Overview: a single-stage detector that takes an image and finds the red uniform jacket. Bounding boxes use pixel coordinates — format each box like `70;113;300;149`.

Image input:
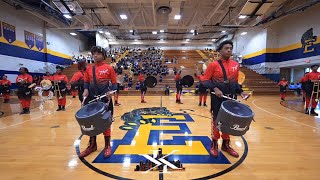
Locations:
138;74;145;82
202;58;242;94
70;71;84;83
84;62;117;95
0;79;12;86
16;74;33;84
52;74;68;83
302;71;320;82
278;80;289;86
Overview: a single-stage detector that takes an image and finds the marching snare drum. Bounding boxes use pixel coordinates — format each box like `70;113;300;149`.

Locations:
216;100;254;136
75;101;112;136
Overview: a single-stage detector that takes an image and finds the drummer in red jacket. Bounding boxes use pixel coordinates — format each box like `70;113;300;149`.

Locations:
302;64;320;116
139;73;147;103
201;40;248;158
278;78;289;101
0;75;12;103
175;71;183;104
80;46;117;158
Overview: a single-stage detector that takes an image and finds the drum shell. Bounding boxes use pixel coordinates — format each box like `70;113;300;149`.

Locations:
216;100;254;136
75;101;112;136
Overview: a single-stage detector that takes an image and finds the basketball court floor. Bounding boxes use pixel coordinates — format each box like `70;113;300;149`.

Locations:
0;95;319;180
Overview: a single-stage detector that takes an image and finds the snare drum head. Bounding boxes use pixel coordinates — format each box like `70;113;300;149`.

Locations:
76;102;106;119
222;101;253;117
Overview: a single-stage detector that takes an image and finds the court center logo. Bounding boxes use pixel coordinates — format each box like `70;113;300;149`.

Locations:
76;107;248;179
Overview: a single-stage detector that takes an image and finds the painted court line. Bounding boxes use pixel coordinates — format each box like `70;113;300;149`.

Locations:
0;99;73;130
251;98;319;130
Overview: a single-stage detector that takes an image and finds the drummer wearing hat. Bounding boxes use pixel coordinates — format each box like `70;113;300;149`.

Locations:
201;40;248;158
301;64;320;116
80;46;117;158
175;70;183;104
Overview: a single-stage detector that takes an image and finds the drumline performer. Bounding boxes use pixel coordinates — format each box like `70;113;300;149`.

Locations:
53;66;68;111
278;78;289;101
0;75;12;103
70;61;87;103
16;67;33;115
80;46;117;158
139;73;147;103
201;40;248;158
301;64;320;116
299;72;309;102
195;72;207;106
175;71;183;104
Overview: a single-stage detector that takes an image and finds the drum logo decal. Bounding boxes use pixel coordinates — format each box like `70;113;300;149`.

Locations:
81;125;95;131
230;124;247;131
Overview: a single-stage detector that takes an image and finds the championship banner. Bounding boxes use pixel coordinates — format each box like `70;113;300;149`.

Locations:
35;34;44;51
24;31;35;49
2;22;16;44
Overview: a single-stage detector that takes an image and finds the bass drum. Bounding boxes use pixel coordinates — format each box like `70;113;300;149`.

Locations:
216;100;254;136
75;101;112;136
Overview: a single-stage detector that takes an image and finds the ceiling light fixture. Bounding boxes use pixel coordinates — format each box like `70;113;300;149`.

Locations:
70;32;77;36
190;29;194;33
105;32;111;35
63;14;72;19
120;14;127;19
152;31;157;34
174;15;181;20
241;32;247;35
239;15;247;19
160;30;165;33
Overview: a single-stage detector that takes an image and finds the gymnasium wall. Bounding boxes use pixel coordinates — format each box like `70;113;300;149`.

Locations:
237;3;320;82
0;1;87;86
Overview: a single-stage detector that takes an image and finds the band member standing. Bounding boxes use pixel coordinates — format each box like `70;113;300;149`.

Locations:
0;75;12;103
43;72;52;81
300;72;309;102
70;61;87;103
195;72;208;106
202;40;248;158
175;71;183;104
80;46;117;158
278;78;289;101
16;67;33;114
53;66;68;111
302;64;320;116
139;73;147;103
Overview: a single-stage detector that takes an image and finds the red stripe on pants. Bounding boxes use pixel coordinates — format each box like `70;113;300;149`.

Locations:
199;95;203;103
103;127;111;136
19;98;31;108
306;96;318;108
4;93;10;100
211;117;230;140
57;97;67;106
203;94;207;102
280;93;286;99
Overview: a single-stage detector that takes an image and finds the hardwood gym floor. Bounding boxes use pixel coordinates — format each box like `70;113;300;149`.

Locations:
0;95;319;180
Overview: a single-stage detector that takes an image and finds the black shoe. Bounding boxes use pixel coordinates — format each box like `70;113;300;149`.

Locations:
25;108;30;114
176;99;179;103
199;102;202;106
311;108;318;116
61;106;66;111
56;105;62;111
281;98;285;101
19;108;26;115
305;108;309;114
204;103;207;107
72;96;76;98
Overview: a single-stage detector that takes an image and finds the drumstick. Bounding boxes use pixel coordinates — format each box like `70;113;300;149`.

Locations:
88;90;117;103
211;92;251;102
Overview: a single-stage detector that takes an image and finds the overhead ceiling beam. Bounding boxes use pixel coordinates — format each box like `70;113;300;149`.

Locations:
152;0;157;26
141;6;153;27
215;0;241;25
97;0;122;25
201;0;226;25
128;7;141;26
187;2;201;26
26;10;61;28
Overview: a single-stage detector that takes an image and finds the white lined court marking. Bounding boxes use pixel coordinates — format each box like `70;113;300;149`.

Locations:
0;99;73;130
251;98;319;130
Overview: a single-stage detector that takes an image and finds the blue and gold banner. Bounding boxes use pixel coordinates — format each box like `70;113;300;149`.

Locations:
35;34;44;51
2;22;16;44
24;31;35;49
